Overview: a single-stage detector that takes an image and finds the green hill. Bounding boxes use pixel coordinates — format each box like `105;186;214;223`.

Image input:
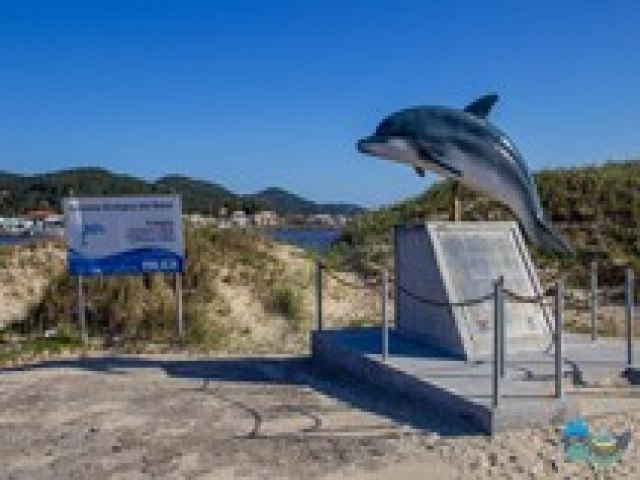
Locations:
0;168;362;216
330;160;639;287
155;175;250;213
249;187;363;215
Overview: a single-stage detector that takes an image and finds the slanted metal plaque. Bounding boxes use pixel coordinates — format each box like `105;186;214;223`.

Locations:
395;222;550;359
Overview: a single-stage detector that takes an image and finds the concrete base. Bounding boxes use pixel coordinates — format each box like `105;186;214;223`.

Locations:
395;222;550;360
312;328;640;434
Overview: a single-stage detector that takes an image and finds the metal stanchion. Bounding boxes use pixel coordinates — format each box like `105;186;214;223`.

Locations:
315;261;323;331
492;276;503;408
381;270;389;361
626;268;635;367
499;278;506;379
78;274;88;346
590;261;598;341
176;272;184;340
554;279;564;399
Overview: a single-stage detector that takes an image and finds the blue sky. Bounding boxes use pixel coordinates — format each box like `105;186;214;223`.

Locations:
1;1;639;207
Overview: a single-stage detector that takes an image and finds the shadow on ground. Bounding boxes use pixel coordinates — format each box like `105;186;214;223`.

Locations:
1;354;481;437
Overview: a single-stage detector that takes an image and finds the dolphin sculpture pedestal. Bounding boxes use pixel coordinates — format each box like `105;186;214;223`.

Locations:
394;221;551;360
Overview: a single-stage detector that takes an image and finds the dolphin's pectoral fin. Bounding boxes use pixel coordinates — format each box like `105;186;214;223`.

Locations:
415;141;462;178
464;94;499;119
413;166;425;177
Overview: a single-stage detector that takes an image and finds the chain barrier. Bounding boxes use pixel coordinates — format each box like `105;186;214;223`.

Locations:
320;262;494;306
318;260;633;309
565;300;590;311
396;283;495;307
503;286;556;306
598;286;626;294
321;266;381;290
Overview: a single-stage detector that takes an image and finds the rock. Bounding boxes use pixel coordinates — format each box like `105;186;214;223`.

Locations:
422;433;440;450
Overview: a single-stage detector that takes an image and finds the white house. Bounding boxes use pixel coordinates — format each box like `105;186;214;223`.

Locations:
230;210;251;228
43;214;65;237
253;210;279;227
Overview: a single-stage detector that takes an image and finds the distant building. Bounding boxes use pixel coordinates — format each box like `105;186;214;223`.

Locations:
253;210;279;227
42;214;64;237
0;216;34;236
216;219;233;229
307;214;335;227
184;214;223;228
230;210;251;228
184;213;204;225
334;215;349;227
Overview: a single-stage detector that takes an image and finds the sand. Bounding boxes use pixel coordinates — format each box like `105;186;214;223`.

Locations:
2;353;640;479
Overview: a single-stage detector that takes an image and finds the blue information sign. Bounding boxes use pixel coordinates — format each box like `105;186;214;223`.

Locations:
63;195;184;276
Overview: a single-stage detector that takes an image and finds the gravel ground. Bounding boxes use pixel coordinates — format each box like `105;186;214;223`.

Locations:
0;354;638;479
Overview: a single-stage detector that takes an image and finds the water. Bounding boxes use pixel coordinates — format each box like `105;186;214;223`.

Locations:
0;235;33;246
266;228;342;253
0;234;54;246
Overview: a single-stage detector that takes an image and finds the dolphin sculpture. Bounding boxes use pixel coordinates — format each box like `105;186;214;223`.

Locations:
357;94;573;255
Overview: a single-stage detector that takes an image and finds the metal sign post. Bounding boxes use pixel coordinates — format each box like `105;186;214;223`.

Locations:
176;272;184;340
315;261;323;331
499;279;506;379
626;268;635;367
78;274;87;345
554;279;564;399
492;276;504;408
590;261;598;341
381;270;389;361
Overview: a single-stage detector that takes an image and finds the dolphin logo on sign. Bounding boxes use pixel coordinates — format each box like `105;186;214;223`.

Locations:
81;223;106;246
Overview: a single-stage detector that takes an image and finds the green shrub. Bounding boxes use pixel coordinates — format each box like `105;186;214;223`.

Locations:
25;335;83;355
266;285;304;333
184;302;231;348
0;335;83;363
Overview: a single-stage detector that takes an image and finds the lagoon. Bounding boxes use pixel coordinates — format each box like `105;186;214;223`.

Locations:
265;228;341;253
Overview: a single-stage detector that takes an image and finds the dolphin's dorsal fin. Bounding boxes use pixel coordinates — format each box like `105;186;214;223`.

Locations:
464;94;499;119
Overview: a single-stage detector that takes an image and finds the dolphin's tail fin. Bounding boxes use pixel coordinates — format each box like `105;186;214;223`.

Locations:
532;218;574;256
